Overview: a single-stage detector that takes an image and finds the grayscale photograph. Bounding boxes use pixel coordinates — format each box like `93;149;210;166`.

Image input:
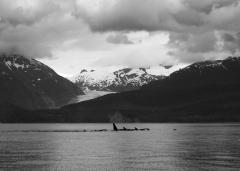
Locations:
0;0;240;170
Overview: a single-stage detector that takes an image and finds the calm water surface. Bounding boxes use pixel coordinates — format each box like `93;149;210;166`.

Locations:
0;124;240;171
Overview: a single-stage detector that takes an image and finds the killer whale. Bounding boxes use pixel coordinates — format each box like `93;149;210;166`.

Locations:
113;123;150;131
113;123;118;132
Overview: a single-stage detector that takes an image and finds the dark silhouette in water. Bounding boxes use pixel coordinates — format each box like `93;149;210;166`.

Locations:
112;123;150;131
10;124;150;133
95;129;107;132
140;128;150;131
113;123;118;132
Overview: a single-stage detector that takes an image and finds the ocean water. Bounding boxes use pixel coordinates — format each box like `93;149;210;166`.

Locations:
0;124;239;171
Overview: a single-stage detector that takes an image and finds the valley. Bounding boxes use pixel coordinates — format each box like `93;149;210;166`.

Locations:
68;91;116;103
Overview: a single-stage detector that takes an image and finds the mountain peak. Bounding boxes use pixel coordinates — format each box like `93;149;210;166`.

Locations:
0;54;84;109
142;56;240;91
159;64;173;69
0;54;47;72
170;56;240;78
139;68;147;72
80;69;88;73
69;67;166;92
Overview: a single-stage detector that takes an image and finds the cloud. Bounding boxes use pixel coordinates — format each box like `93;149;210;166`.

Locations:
91;45;169;68
1;0;240;68
168;50;206;63
0;0;88;58
146;64;188;76
223;33;236;42
106;33;134;44
0;41;53;58
183;0;240;14
74;0;240;33
0;0;61;26
73;0;183;32
74;0;240;63
168;32;217;53
221;32;240;54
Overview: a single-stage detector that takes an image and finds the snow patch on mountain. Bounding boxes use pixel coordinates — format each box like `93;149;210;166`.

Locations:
69;68;166;92
171;56;240;77
146;64;188;76
0;54;84;109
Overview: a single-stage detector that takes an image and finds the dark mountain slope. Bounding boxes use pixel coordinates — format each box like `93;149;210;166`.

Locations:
0;102;30;122
0;54;84;109
1;82;240;123
142;57;240;91
0;102;64;123
53;57;240;122
1;56;240;123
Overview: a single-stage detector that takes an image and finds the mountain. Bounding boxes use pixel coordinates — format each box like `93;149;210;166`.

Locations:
56;56;240;122
69;68;166;92
0;54;84;110
0;102;28;122
1;56;240;123
141;56;240;91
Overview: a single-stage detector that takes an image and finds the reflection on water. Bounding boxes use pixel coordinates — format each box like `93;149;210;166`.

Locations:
0;124;240;171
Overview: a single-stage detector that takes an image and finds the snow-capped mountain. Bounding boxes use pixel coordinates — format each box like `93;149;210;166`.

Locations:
69;68;166;92
0;54;84;109
142;56;240;91
171;57;240;76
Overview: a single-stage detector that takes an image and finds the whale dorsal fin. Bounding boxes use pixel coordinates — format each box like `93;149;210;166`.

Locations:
113;123;118;132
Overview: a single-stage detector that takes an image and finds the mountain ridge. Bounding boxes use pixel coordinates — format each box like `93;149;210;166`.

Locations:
0;54;84;110
69;67;166;92
141;56;240;91
1;56;240;123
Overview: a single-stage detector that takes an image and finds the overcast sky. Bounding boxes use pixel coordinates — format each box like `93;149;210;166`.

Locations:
1;0;240;76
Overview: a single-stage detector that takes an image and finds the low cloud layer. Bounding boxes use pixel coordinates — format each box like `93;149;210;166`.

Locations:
1;0;240;72
0;0;87;58
106;33;133;44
